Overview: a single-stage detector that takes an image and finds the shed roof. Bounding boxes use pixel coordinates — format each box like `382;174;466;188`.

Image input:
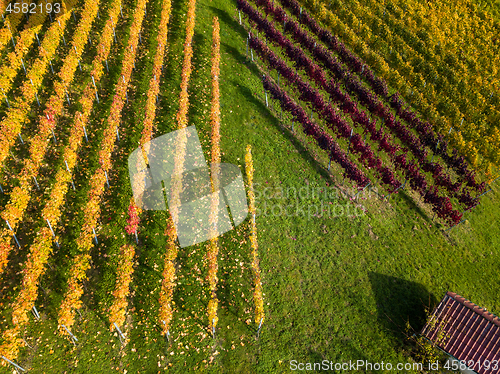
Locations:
421;292;500;374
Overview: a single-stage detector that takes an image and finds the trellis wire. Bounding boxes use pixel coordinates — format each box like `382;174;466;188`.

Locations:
444;219;466;232
1;356;25;373
61;325;78;345
113;322;126;344
383;182;404;200
354;182;371;199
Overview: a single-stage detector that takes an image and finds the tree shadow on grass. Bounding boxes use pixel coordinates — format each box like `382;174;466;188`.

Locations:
208;5;248;42
231;80;340;186
223;41;262;77
368;272;438;346
397;189;429;223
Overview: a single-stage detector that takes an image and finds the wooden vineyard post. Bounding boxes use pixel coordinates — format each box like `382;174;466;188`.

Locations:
20;58;27;75
92;227;98;245
161;321;171;343
431;139;440;163
5;220;21;248
31;306;41;320
1;88;9;107
104;170;110;188
346;129;354;158
82;124;89;143
51;129;57;144
46;219;60;248
342;129;354;182
257;316;264;339
64;160;76;190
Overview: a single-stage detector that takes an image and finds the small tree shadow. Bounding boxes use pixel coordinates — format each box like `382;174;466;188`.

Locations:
368;272;438;345
231;81;338;185
208;5;248;41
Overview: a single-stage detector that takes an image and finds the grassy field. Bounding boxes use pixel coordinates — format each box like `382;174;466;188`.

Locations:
0;0;499;372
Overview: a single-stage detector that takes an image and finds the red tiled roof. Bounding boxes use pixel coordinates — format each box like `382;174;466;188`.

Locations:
421;292;500;374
